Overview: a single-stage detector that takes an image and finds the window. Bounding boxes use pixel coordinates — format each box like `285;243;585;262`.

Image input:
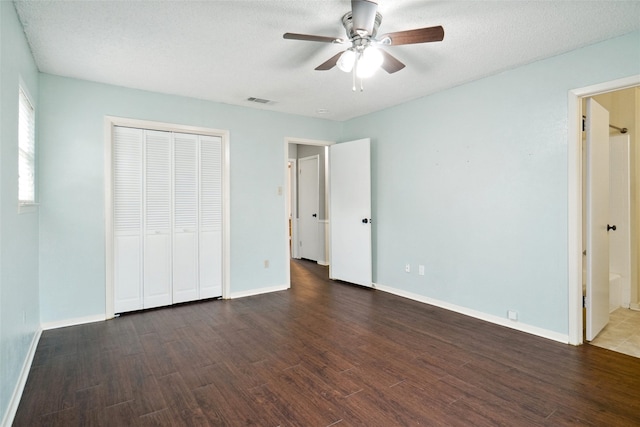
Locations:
18;86;35;205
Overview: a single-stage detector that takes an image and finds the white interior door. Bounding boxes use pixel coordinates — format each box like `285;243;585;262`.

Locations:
113;127;144;313
143;130;173;309
199;135;223;298
329;138;372;287
112;126;224;313
173;133;199;303
585;98;610;341
298;155;319;261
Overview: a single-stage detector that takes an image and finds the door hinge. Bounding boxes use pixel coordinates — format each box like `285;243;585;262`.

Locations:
583;295;586;308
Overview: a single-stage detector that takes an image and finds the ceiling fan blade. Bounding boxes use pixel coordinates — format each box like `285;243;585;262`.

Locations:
351;0;378;35
381;26;445;46
379;50;405;74
283;33;343;43
315;51;346;71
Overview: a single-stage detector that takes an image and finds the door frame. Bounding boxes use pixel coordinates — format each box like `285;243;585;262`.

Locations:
283;137;334;288
104;116;231;319
567;75;640;345
288;158;298;259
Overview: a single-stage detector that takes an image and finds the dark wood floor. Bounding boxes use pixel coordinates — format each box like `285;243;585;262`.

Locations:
14;260;640;426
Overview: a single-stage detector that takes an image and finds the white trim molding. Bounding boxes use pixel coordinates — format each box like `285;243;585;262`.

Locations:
373;282;569;344
567;75;640;345
41;314;106;331
1;328;42;427
229;284;289;299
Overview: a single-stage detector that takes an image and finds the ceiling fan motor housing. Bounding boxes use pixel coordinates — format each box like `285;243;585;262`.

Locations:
342;11;383;39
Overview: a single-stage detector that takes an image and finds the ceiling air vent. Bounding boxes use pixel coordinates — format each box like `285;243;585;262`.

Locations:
246;97;273;104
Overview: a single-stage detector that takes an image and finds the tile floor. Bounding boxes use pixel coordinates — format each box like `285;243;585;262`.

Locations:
589;307;640;358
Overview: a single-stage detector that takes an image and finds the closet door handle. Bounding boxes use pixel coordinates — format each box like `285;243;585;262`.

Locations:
607;224;617;231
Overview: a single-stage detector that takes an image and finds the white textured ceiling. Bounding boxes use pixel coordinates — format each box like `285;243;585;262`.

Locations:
13;0;640;121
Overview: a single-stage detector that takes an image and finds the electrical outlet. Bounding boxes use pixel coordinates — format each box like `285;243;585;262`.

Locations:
264;259;270;268
507;310;518;321
418;265;425;276
405;264;411;273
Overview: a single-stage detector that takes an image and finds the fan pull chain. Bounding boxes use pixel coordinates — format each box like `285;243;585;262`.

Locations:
351;61;364;92
352;67;356;92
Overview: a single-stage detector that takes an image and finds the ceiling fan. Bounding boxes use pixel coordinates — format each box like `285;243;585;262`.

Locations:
283;0;444;90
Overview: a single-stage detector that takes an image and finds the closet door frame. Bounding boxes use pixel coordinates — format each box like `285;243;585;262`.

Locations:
104;116;230;319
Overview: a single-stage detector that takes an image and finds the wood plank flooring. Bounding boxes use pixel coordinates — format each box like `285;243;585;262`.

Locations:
14;259;640;426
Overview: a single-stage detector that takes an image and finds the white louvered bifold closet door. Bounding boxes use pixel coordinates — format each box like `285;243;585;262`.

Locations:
143;130;173;309
113;126;223;313
113;127;144;313
173;133;199;303
199;135;223;298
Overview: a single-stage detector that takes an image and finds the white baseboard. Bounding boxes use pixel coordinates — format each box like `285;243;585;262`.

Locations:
229;284;289;299
630;302;640;311
317;261;329;266
41;314;106;331
1;328;42;427
372;282;569;344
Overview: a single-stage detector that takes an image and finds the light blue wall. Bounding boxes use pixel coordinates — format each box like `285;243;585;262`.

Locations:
0;1;40;422
37;74;341;323
342;31;640;335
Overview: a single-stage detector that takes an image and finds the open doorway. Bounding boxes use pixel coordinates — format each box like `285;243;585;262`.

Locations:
583;88;640;357
568;76;640;355
283;138;334;288
285;137;374;291
288;143;330;265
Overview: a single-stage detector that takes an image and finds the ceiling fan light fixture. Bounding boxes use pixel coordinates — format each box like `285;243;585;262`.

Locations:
356;46;383;78
337;49;356;72
283;1;445;89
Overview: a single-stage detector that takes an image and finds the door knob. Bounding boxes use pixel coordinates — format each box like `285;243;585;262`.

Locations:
607;224;617;231
312;213;317;217
362;218;372;224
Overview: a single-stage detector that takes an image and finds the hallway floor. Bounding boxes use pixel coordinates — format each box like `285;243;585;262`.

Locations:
590;307;640;358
